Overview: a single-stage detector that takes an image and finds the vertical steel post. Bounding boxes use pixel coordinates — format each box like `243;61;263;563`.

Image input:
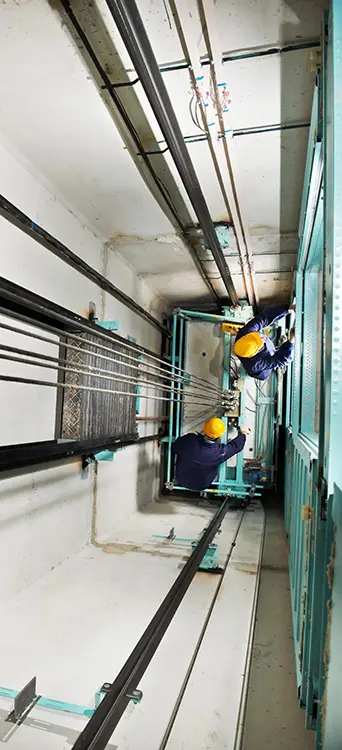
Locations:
166;313;177;483
175;316;184;439
218;320;230;492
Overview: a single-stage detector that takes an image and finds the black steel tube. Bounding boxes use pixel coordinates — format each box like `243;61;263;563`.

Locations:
0;275;163;359
58;0;219;303
158;40;321;73
0;195;168;336
233;121;311;137
104;0;238;305
71;496;231;750
0;433;160;473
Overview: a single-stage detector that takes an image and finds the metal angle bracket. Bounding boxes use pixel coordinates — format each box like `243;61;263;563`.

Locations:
95;683;143;709
152;527;223;573
6;677;40;724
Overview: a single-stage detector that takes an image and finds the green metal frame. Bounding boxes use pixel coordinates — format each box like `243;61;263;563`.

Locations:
165;306;278;500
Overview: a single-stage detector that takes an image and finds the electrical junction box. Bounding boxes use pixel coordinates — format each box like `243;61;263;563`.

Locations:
221;321;244;335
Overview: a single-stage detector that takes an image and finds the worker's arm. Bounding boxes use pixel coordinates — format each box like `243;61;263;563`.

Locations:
271;340;294;368
238;304;291;336
217;431;246;463
174;437;181;455
255;339;294;375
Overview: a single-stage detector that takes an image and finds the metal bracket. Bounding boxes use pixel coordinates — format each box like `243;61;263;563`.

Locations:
96;321;120;332
95;683;143;708
302;504;315;522
6;677;40;724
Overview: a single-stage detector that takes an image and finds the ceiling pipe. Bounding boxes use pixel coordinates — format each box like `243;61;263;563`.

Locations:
110;40;321;80
58;0;220;305
103;0;239;306
169;0;253;306
198;0;259;308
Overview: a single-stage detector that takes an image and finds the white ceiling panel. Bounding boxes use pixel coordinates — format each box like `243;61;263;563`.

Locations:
0;0;174;239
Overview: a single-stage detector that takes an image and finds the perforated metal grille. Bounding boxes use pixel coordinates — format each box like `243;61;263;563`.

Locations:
61;332;138;441
301;273;321;440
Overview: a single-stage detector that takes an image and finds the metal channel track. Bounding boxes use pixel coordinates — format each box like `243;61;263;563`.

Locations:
71;496;231;750
0;434;160;473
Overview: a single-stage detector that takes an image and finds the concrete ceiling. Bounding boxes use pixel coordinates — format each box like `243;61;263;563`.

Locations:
0;0;327;309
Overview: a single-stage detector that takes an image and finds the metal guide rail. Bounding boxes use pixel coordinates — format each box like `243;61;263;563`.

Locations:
0;498;232;750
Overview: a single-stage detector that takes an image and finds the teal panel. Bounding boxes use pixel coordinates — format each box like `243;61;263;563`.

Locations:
96;321;119;331
285;7;342;749
323;485;342;750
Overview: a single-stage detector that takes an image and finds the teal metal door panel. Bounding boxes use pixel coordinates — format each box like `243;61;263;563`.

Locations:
286;437;311;686
323;485;342;750
285;5;342;748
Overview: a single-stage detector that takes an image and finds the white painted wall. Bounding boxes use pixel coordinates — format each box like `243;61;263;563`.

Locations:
0;138;164;600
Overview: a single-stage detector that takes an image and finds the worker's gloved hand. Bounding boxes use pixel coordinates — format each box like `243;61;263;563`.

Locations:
289;304;296;313
289;327;295;343
239;425;251;435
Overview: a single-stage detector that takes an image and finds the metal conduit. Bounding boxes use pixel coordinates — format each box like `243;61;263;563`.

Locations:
0;319;222;399
0;309;223;397
103;0;238;305
0;339;221;400
0;374;221;409
0;320;224;409
0;352;222;406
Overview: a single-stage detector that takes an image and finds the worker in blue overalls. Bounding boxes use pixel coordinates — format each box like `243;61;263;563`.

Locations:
233;304;296;381
174;418;250;492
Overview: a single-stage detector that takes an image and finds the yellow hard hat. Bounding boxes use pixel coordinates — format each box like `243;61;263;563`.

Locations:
234;332;263;359
203;418;226;440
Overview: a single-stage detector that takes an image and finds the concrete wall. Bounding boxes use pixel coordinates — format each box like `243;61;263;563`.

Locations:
0;138;163;600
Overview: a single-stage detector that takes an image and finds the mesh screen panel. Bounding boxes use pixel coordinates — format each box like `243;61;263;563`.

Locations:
61;332;138;441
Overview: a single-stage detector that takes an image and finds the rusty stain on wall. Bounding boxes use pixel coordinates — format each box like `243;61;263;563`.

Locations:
321;529;336;735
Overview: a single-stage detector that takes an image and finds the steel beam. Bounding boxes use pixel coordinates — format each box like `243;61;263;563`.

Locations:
0;195;168;336
0;433;160;473
0;275;163;360
103;0;238;305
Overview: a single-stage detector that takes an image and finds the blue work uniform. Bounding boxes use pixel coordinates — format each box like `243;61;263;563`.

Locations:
174;432;246;492
234;304;293;381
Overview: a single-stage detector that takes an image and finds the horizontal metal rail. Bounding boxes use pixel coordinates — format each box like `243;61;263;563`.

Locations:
0;195;168;336
71;496;231;750
0;433;160;473
0;275;164;358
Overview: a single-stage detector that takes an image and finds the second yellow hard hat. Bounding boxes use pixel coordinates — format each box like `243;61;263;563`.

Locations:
203;418;226;439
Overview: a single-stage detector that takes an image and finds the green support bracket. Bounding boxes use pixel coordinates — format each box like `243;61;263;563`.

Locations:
152;528;221;571
0;680;142;724
96;321;120;331
95;683;142;709
94;450;114;462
